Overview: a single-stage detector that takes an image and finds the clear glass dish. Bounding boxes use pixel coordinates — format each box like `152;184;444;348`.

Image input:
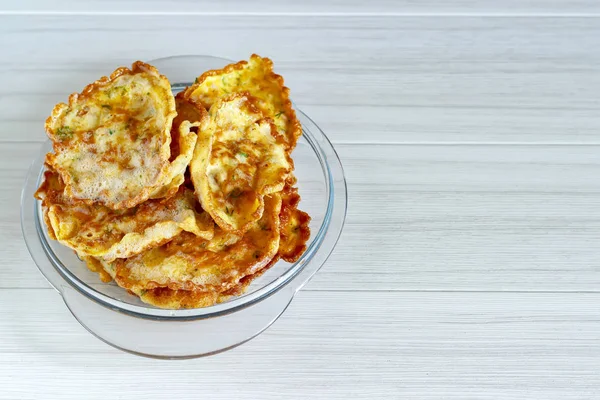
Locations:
21;55;347;358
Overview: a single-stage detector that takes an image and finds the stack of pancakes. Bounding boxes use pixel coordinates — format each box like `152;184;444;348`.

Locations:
35;55;310;309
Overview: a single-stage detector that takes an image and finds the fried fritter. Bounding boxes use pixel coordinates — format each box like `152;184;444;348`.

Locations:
190;93;290;233
183;54;301;151
110;193;281;297
45;61;196;210
35;170;214;262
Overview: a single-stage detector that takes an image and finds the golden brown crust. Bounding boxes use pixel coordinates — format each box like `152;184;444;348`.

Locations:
183;54;301;152
138;287;220;309
45;62;163;135
190;92;290;234
45;61;179;210
278;181;311;263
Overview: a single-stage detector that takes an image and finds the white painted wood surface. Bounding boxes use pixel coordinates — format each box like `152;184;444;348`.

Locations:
1;4;600;399
5;0;600;15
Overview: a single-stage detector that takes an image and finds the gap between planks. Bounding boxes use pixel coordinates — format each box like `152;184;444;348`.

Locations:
3;11;600;17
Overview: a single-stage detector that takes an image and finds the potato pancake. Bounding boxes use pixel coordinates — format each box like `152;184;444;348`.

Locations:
45;61;194;210
190;93;290;233
183;54;301;151
35;170;214;262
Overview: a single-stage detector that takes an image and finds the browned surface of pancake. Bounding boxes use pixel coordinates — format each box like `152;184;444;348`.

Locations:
183;54;301;152
278;182;311;263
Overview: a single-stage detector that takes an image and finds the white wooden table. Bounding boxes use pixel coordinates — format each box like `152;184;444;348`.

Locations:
2;2;600;399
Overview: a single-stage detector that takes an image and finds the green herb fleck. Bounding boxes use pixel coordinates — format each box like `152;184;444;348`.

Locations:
140;289;147;296
274;111;284;118
56;126;73;140
221;76;230;93
108;129;115;135
238;151;248;158
101;104;111;109
194;77;199;84
225;206;234;216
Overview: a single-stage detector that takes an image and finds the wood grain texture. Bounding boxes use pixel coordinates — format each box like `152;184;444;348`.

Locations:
2;290;600;399
2;10;600;400
1;16;599;143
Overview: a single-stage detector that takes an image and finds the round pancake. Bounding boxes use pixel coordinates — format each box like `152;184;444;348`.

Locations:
35;170;214;261
111;193;282;294
86;255;274;309
183;54;301;151
45;61;193;210
136;255;279;309
190;93;290;233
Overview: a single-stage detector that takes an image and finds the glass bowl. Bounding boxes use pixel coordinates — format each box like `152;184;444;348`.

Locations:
20;55;347;358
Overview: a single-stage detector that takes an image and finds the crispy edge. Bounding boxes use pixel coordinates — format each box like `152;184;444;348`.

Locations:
45;61;174;146
34;169;60;240
81;255;113;283
137;287;219;309
146;120;198;203
278;183;311;263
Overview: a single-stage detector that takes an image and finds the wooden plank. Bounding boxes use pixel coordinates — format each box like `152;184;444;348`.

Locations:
2;289;600;399
4;0;600;14
1;16;599;143
7;142;600;291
